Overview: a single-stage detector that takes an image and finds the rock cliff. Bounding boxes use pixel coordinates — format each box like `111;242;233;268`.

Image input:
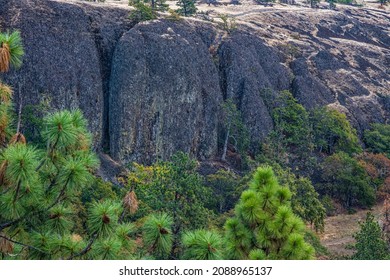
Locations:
1;0;389;164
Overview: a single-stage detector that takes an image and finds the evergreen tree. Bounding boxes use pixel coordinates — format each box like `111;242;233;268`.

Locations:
123;152;212;257
270;164;325;232
129;0;169;11
129;2;157;23
262;90;314;173
205;169;242;214
353;212;389;260
176;0;197;16
224;166;315;259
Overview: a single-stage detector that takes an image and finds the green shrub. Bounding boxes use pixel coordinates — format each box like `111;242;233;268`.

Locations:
364;123;390;158
353;212;389;260
310;107;362;155
129;3;157;22
319;152;375;209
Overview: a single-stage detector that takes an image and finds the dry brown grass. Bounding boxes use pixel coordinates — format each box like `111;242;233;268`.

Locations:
320;204;384;257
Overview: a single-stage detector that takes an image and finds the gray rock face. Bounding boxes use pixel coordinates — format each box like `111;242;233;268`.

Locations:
218;33;291;148
0;0;131;147
109;21;222;163
1;0;389;165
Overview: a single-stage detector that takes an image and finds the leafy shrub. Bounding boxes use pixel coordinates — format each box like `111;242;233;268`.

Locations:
319;152;375;209
364;123;390;158
310;107;362;155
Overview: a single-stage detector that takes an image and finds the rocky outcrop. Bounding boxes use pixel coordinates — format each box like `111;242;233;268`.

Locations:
218;32;291;148
1;0;389;165
0;0;132;147
240;8;390;132
109;22;222;163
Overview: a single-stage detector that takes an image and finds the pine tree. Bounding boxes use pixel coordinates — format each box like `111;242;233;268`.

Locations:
353;212;389;260
0;32;137;259
224;166;315;259
176;0;197;16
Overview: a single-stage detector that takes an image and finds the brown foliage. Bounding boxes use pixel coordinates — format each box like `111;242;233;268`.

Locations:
0;160;8;187
9;133;26;145
0;43;10;73
383;196;390;243
358;153;390;201
102;214;110;224
123;191;139;215
0;83;13;104
0;233;14;254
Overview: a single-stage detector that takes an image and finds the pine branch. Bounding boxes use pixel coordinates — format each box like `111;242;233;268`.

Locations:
0;234;45;253
67;232;98;260
0;175;71;232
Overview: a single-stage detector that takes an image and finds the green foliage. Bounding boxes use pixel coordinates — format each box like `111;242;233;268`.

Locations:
218;14;237;34
143;213;173;259
224;166;315;260
321;195;337;216
123;152;212;258
129;3;157;23
21;95;52;145
311;107;361;155
309;0;321;7
205;169;242;214
87;200;121;237
262;90;314;173
0;31;24;72
176;0;197;16
272;91;311;149
220;99;249;162
335;0;353;4
257;161;325;232
304;230;329;258
327;0;336;9
353;212;389;260
0;86;135;260
364;123;390;158
182;229;224;260
271;164;325;232
127;153;211;231
319;152;375;209
129;0;169;11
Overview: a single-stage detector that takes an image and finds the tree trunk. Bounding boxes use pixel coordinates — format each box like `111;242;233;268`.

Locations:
222;122;231;161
